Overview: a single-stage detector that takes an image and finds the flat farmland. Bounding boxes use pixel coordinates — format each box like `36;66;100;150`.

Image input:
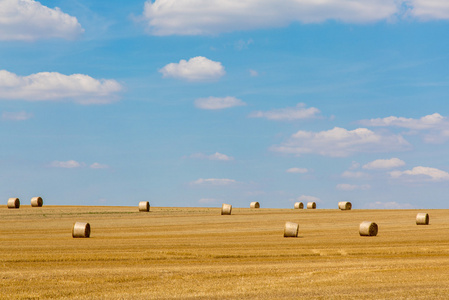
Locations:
1;206;449;299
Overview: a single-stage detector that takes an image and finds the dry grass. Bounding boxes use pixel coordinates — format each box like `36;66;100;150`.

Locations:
1;206;449;299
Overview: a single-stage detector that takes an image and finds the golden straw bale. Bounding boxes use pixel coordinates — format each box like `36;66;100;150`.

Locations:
284;221;299;237
416;213;429;225
72;222;91;238
31;197;43;207
138;201;150;212
359;221;378;236
294;202;304;209
221;203;232;215
250;202;260;208
307;202;316;209
7;198;20;209
338;201;352;210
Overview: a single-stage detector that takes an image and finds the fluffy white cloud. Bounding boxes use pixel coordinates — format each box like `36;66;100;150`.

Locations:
194;97;245;110
297;195;320;203
367;201;414;209
359;113;449;143
336;183;371;191
286;167;308;174
390;166;449;181
142;0;400;36
190;152;234;161
50;160;82;168
0;70;122;104
363;158;406;170
1;111;33;121
406;0;449;20
249;103;320;121
90;162;109;169
191;178;236;185
0;0;84;41
159;56;225;82
271;127;410;157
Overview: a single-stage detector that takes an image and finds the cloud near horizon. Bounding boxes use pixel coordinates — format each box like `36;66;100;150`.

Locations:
297;195;321;203
190;152;234;161
194;97;245;110
249;103;320;121
1;111;33;121
363;158;406;170
336;183;371;191
0;70;123;104
191;178;237;185
159;56;225;82
0;0;84;41
271;127;411;157
390;166;449;182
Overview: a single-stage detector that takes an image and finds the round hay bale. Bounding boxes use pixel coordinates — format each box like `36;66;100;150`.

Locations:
307;202;316;209
221;203;232;215
416;213;429;225
284;221;299;237
294;202;304;209
31;197;43;207
338;201;352;210
250;201;260;208
7;198;20;209
138;201;150;212
72;222;90;238
359;221;378;236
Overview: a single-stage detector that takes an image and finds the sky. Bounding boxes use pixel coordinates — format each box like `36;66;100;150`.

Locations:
1;0;449;209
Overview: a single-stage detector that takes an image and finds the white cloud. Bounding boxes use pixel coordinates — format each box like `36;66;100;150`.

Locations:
159;56;225;82
194;96;245;110
367;201;414;209
349;161;360;170
249;103;320;121
249;69;259;77
50;160;82;168
363;158;406;170
190;152;234;161
90;162;109;169
359;113;446;130
286;167;308;174
390;166;449;181
341;171;369;179
271;127;410;157
191;178;237;185
142;0;400;36
1;111;33;121
0;0;84;41
336;183;371;191
0;70;122;104
297;195;321;203
406;0;449;20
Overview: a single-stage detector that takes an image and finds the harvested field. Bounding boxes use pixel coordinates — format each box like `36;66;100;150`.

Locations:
1;206;449;299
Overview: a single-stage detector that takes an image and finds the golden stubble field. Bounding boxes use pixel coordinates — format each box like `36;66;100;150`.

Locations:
1;206;449;299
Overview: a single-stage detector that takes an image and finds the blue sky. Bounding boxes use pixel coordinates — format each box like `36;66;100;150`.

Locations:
1;0;449;208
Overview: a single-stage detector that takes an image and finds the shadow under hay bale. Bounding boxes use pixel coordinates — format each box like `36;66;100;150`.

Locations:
338;201;352;210
250;201;260;208
7;198;20;209
307;202;316;209
294;202;303;209
221;203;232;215
138;201;150;212
72;222;90;238
31;197;43;207
416;213;429;225
284;221;299;237
359;221;378;236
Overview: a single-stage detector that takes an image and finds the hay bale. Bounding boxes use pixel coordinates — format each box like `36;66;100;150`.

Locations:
221;203;232;215
138;201;150;212
72;222;90;238
307;202;316;209
294;202;304;209
338;201;352;210
7;198;20;209
250;201;260;208
359;221;378;236
416;213;429;225
284;221;299;237
31;197;43;207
